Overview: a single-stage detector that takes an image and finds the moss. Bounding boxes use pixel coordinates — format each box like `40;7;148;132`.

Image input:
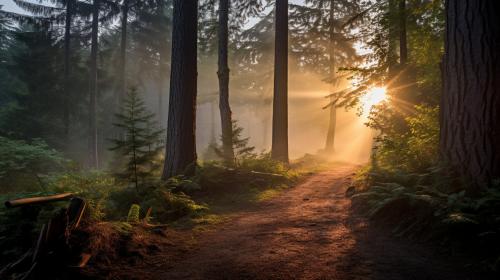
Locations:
254;185;289;202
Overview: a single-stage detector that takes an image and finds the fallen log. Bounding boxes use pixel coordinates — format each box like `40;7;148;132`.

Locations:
5;193;74;208
2;194;90;279
249;170;286;179
214;165;287;179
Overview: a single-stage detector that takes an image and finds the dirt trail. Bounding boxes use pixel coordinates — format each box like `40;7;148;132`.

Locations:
103;165;484;280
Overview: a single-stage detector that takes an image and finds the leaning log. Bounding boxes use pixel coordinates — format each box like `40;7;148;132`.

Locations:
249;170;286;179
5;193;74;208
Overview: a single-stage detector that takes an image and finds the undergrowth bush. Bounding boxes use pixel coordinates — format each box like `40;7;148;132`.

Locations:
238;154;290;176
353;166;500;273
108;180;207;223
371;104;439;172
0;136;67;192
0;150;300;269
197;155;297;193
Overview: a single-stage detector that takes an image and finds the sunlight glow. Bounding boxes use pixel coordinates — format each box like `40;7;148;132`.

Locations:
360;86;387;116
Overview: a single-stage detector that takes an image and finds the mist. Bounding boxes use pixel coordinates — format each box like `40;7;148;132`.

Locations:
195;62;375;164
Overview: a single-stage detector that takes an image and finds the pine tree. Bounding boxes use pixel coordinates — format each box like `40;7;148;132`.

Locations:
130;0;173;124
110;87;164;191
211;120;255;165
197;0;264;165
230;121;256;165
290;0;362;153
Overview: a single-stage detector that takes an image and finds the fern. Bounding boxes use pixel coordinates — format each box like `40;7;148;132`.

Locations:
126;204;140;224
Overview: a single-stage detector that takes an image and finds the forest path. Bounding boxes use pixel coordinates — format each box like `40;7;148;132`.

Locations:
117;165;480;280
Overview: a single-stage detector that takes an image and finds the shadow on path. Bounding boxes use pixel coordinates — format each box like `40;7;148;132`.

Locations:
102;165;485;280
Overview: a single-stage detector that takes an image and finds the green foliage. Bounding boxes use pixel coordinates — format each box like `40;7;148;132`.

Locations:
45;170;206;223
372;105;439;172
353;166;500;272
210;120;256;166
406;105;440;167
238;153;291;177
164;176;202;193
290;0;362;75
146;190;208;221
355;0;444;176
0;19;91;157
198;155;297;194
48;171;118;222
0;136;66;192
107;182;207;223
231;121;256;161
127;204;141;223
109;87;164;191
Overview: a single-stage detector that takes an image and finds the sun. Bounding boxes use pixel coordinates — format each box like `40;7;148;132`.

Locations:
360;86;387;115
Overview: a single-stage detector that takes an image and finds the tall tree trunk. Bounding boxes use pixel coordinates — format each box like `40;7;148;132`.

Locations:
118;0;129;106
440;0;500;189
218;0;235;165
63;0;73;137
325;97;336;152
162;0;198;179
157;63;164;123
88;0;99;169
398;0;407;66
157;2;168;126
387;0;398;76
271;0;289;163
210;100;216;144
325;0;336;152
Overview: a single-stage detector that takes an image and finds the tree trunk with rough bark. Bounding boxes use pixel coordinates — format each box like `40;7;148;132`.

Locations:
440;0;500;189
157;59;165;123
325;0;336;153
387;0;398;76
157;1;168;125
88;0;99;169
63;0;73;137
162;0;198;179
117;0;129;107
271;0;289;163
218;0;235;165
398;0;407;66
325;98;336;152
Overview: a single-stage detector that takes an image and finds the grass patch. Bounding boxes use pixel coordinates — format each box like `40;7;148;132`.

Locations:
0;153;329;272
254;184;289;202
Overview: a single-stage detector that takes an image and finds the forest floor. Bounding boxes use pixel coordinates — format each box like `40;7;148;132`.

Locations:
83;164;486;280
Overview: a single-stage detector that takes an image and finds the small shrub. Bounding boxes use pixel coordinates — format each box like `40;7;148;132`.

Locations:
238;153;294;179
127;204;141;223
371;105;439;172
141;187;208;222
47;171;118;222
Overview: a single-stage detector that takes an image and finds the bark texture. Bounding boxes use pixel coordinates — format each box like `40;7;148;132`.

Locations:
118;0;129;106
157;1;169;124
63;0;73;137
271;0;289;163
162;0;198;179
387;0;398;76
88;0;99;169
398;0;407;66
218;0;235;165
325;99;336;152
157;52;165;123
441;0;500;188
325;0;336;152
